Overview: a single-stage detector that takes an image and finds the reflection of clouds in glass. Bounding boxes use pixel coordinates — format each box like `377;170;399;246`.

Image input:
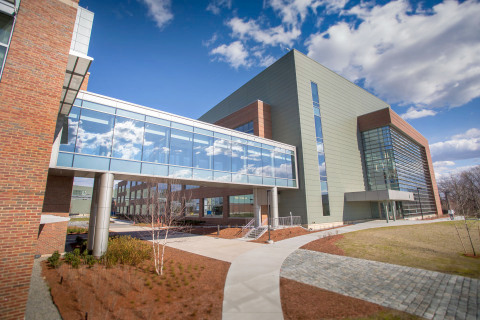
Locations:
206;139;231;156
113;120;145;160
319;161;326;176
75;122;114;156
170;168;191;178
317;142;324;153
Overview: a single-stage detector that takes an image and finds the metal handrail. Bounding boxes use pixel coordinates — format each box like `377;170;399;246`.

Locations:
270;216;302;228
240;218;255;237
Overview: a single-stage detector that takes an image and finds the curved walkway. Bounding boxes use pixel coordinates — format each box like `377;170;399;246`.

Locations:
221;217;467;320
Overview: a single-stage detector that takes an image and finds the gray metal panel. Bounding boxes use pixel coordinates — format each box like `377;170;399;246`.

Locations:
292;50;390;223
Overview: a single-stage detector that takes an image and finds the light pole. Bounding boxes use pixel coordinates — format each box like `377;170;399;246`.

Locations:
417;187;424;220
267;190;272;243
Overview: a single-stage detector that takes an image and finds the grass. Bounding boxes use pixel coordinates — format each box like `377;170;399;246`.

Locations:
67;226;88;234
69;217;90;221
336;221;480;278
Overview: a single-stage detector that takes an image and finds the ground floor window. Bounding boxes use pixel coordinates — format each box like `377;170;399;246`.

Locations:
185;199;200;217
204;197;223;217
229;194;253;217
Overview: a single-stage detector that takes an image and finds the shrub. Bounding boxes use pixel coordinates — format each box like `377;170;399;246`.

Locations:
64;252;81;269
102;236;151;268
67;226;88;234
83;254;96;267
47;251;62;268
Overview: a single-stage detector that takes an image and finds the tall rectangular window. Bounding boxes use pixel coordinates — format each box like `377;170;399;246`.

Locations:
311;82;330;216
0;11;14;78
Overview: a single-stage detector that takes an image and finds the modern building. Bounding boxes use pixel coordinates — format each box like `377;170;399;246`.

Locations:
0;0;441;318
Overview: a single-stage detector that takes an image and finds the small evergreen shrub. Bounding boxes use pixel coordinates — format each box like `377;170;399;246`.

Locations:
47;251;62;268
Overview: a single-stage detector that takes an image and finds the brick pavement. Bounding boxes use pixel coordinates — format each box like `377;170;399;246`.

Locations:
281;249;479;320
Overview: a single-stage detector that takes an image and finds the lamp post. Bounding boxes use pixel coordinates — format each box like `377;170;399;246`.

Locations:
267;189;272;243
417;187;424;220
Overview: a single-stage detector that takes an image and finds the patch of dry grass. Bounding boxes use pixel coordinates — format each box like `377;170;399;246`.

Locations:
336;221;480;278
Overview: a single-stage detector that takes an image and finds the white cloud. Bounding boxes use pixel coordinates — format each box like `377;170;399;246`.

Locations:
400;107;437;120
207;0;232;15
306;0;480;109
227;17;301;47
433;161;455;167
140;0;173;29
434;164;476;180
203;33;218;47
210;41;251;69
430;128;480;162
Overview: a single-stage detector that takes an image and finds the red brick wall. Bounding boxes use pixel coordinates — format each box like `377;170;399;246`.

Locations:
0;0;78;318
35;175;74;255
214;100;272;139
80;72;90;91
357;108;442;216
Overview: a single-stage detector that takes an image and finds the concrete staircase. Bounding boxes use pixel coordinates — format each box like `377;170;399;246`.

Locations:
243;226;268;240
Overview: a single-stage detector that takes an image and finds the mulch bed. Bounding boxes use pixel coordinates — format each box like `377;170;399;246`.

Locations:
43;246;229;320
301;234;346;255
281;278;418;319
187;227;243;239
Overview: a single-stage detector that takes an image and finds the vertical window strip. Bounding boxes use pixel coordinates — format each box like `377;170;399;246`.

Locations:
311;81;330;216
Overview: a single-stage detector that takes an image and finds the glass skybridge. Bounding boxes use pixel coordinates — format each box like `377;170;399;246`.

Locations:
51;91;298;189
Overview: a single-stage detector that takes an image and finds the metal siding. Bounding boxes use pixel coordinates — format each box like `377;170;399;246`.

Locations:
293;51;390;222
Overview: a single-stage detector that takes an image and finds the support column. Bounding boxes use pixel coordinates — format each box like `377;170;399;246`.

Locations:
271;187;279;228
384;201;389;223
87;175;100;251
392;201;396;222
93;173;114;258
253;188;261;227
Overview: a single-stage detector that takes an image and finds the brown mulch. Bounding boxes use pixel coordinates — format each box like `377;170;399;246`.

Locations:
281;278;419;319
301;234;346;255
252;227;316;243
43;246;229;320
187;227;243;239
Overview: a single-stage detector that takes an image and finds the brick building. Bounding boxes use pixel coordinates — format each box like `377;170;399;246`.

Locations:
0;1;92;318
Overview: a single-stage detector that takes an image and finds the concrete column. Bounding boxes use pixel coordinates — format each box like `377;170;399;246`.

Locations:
253;188;262;227
384;201;389;223
87;175;100;251
271;187;279;228
392;201;397;222
93;173;114;258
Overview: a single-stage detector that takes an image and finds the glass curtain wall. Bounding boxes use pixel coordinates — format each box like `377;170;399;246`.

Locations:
311;82;330;216
234;121;254;134
229;194;254;218
361;126;437;216
58;99;296;188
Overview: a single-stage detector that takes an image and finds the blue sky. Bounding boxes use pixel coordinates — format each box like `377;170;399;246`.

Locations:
77;0;480;182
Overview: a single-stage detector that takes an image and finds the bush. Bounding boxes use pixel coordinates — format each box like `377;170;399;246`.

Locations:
102;236;151;268
47;251;62;268
67;227;88;234
64;251;82;269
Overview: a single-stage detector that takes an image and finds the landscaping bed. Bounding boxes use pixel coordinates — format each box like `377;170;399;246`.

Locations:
281;278;420;320
43;240;229;319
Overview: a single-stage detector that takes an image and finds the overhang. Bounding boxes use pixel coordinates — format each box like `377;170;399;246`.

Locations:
40;214;70;224
345;190;414;202
59;51;93;115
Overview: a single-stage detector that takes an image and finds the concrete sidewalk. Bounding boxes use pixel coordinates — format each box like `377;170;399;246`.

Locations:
109;223;263;263
221;217;458;320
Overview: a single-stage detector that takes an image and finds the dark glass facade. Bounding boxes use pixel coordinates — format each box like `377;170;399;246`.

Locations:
361;126;436;216
234;121;254;134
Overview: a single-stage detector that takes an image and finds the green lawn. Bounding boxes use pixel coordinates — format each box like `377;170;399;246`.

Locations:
336;221;480;278
69;217;90;221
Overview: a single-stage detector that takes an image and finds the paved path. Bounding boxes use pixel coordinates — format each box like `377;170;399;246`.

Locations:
222;217;468;320
25;257;62;320
282;250;479;320
109;224;262;263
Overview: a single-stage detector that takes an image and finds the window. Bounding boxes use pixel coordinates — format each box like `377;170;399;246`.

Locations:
0;11;14;78
229;194;253;218
185;199;200;216
204;197;223;217
234;121;254;134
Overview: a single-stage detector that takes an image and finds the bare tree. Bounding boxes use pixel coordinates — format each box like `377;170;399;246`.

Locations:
438;165;480;217
119;179;192;275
